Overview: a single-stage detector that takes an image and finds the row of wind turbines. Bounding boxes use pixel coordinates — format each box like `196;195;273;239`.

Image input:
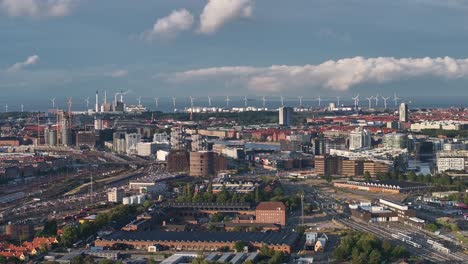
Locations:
2;93;403;113
152;93;402;110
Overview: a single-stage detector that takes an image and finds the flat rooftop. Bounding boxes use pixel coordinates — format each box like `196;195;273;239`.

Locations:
103;231;298;245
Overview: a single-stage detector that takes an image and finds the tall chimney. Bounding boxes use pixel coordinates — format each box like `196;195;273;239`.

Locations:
95;91;99;113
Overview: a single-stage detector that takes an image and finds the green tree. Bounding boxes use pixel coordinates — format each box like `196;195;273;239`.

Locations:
234;241;247;252
369;249;382;264
381;239;392;256
98;259;114;264
268;251;283;264
42;220;58;236
70;255;83;264
364;171;371;182
391;245;408;259
211;213;224;222
61;225;79;247
143;200;152;208
425;223;438;232
255;188;260;203
95;213;110;228
216;185;230;203
273;187;284;197
407;171;416;182
83;255;94;264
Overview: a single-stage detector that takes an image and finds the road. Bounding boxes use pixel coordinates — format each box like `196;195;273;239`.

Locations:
280;178;468;263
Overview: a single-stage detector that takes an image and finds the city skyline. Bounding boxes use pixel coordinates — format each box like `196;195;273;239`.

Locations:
1;0;468;98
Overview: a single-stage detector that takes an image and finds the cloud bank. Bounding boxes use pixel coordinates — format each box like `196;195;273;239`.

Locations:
199;0;254;34
171;56;468;92
0;0;77;17
110;70;128;78
7;55;40;72
144;9;194;40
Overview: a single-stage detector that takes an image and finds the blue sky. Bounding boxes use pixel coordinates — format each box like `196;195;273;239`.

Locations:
1;0;468;104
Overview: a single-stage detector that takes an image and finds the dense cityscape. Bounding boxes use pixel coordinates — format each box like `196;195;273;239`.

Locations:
0;93;467;264
2;0;468;264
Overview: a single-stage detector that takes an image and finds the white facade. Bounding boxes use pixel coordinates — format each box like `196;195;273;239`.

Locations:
437;157;465;172
153;132;169;143
136;142;157;156
279;107;293;126
399;103;409;122
107;188;124;203
349;127;371;150
125;133;141;155
157;150;169;161
122;194;146;205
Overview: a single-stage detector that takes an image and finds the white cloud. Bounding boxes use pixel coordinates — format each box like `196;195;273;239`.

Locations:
199;0;254;34
170;56;468;92
7;55;40;73
144;9;194;40
110;70;128;78
0;0;76;18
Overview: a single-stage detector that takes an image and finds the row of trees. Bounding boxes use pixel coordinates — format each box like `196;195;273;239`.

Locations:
333;232;409;264
61;205;139;247
175;183;282;205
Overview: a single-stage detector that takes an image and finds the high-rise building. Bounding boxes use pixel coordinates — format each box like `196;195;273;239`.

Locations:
113;132;126;153
107;188;124;203
349;127;371;150
383;133;407;149
125;133;142;155
191;134;207;151
399;103;409;122
76;131;96;148
189;151;215;177
170;126;185;150
279;106;293;126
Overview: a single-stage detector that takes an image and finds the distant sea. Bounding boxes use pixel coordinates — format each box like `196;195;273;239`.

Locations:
0;96;466;113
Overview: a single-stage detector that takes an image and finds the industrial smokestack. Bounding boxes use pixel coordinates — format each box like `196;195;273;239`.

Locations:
95;91;99;113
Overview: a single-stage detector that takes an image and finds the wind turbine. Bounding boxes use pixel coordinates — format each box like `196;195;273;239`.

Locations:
280;96;285;107
225;96;231;108
393;93;400;107
262;96;267;108
137;96;142;106
21;104;24;113
374;94;379;107
208;96;212;107
50;98;56;109
172;96;177;109
337;96;341;106
243;96;248;108
84;97;90;110
5;104;7;113
298;96;303;107
189;96;195;108
382;96;390;109
317;96;322;107
366;96;373;109
154;97;159;108
352;94;360;109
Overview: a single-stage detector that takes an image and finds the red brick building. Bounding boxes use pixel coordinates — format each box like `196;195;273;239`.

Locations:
255;202;286;226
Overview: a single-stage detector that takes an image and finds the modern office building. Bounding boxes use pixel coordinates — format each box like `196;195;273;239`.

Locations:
112;132;126;154
76;131;96;148
279;107;293;126
125;133;141;155
349;127;371;150
399;103;409;122
383;133;407;149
